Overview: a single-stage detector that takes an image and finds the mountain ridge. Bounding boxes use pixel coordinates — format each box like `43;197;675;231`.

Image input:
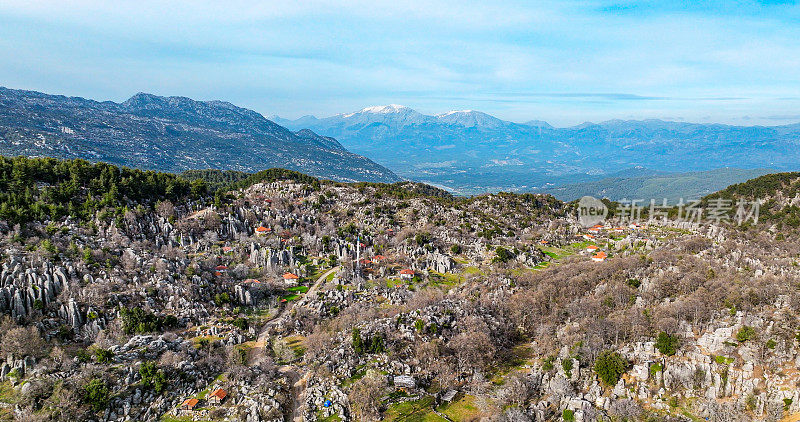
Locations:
276;105;800;194
0;87;400;183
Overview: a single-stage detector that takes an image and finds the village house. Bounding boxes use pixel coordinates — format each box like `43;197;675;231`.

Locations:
255;226;270;235
208;388;227;405
283;272;300;286
393;375;416;391
399;269;415;280
586;224;604;234
586;245;599;253
592;252;607;262
180;398;199;414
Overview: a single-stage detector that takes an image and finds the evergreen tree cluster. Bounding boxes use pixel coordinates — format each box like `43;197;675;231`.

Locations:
0;156;207;225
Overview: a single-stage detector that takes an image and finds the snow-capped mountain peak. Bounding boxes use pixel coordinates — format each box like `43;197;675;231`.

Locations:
337;104;430;125
435;109;506;128
342;104;416;118
360;104;411;114
438;109;475;116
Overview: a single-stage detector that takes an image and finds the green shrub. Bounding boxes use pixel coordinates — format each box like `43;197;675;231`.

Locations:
736;326;756;343
649;363;663;379
562;358;574;378
139;361;167;394
76;349;91;363
668;396;679;408
594;350;627;386
655;332;679;356
562;409;575;421
232;317;249;330
214;292;231;306
542;356;555;371
492;246;515;263
119;306;176;334
83;378;110;412
714;355;734;365
94;348;114;364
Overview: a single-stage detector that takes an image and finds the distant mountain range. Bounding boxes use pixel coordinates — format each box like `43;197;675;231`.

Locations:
0;87;400;183
275;106;800;194
2;87;797;198
539;167;776;202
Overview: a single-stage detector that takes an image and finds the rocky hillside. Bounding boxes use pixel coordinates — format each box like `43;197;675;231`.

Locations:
0;156;798;422
0;87;400;183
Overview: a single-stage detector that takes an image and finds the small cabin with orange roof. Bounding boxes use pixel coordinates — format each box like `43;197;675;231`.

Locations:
180;398;199;413
586;245;599;252
282;272;300;286
208;388;227;405
592;252;607;262
399;269;415;280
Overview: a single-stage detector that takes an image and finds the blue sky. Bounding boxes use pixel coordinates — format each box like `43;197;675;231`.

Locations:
1;1;800;126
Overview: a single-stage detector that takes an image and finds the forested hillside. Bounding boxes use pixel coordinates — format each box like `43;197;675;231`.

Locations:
0;156;206;225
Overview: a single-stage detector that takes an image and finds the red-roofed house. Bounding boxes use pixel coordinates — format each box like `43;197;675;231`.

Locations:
372;255;388;264
208;388;227;405
283;272;299;286
255;226;270;235
586;245;599;252
180;398;199;413
215;265;228;272
592;252;607;262
399;269;415;280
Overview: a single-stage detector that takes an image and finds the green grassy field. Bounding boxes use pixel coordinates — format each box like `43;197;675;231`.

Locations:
383;396;446;422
